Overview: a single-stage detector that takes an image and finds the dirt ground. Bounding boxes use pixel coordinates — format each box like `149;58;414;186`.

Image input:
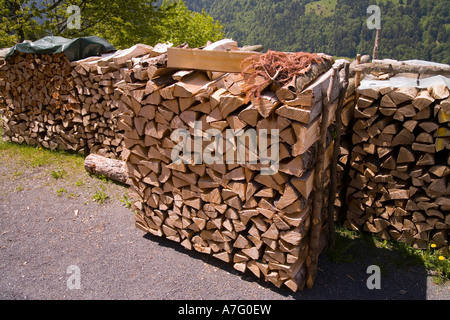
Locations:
0;156;449;301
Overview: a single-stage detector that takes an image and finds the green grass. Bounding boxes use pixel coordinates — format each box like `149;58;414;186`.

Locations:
120;193;133;209
0;140;85;174
11;170;23;178
75;180;84;187
0;121;123;206
0;120;84;172
67;192;80;199
330;225;450;283
92;187;109;204
51;169;67;180
56;187;68;197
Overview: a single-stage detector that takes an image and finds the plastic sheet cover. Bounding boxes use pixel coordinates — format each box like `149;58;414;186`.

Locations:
5;36;116;62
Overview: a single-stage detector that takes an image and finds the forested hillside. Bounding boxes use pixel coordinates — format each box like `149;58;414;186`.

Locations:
185;0;449;64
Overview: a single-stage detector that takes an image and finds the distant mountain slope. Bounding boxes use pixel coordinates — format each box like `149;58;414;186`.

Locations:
184;0;449;64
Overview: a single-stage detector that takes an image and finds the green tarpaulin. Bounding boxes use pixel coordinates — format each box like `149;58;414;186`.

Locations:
5;36;116;62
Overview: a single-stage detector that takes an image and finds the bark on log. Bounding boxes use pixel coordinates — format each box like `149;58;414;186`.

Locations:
295;54;334;93
84;153;129;185
352;60;450;76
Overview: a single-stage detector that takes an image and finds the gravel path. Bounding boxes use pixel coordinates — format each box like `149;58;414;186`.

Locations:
0;164;448;301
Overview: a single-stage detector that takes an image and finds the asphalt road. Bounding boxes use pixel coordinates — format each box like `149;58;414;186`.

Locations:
0;169;448;301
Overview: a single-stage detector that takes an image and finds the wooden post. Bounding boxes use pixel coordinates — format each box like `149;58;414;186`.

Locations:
354;54;362;105
373;28;381;60
327;61;350;250
306;66;339;289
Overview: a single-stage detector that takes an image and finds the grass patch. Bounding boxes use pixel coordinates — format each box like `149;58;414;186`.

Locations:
327;227;359;263
0;141;85;173
0;124;85;174
120;193;133;209
390;241;450;282
75;180;84;187
0;122;126;205
330;224;450;283
11;170;23;178
56;188;68;197
51;169;67;180
92;187;109;204
67;192;80;199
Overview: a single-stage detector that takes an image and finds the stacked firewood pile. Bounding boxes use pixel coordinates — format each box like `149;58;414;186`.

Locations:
345;83;450;249
69;55;123;157
115;43;349;292
68;44;165;158
0;52;85;151
0;45;162;158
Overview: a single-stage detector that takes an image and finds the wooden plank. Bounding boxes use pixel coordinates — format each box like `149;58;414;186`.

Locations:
167;48;261;73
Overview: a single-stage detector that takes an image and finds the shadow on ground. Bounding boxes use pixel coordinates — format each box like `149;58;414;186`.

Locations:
143;231;430;300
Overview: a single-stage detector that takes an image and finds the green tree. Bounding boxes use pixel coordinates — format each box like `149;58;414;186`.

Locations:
0;0;47;47
183;0;449;64
0;0;224;49
153;0;224;48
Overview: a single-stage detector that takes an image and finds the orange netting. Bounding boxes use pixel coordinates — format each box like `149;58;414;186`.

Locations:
241;50;324;103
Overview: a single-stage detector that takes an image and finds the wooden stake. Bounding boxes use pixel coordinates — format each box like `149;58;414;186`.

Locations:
373;28;381;60
306;66;339;289
354;54;362;106
328;61;350;249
